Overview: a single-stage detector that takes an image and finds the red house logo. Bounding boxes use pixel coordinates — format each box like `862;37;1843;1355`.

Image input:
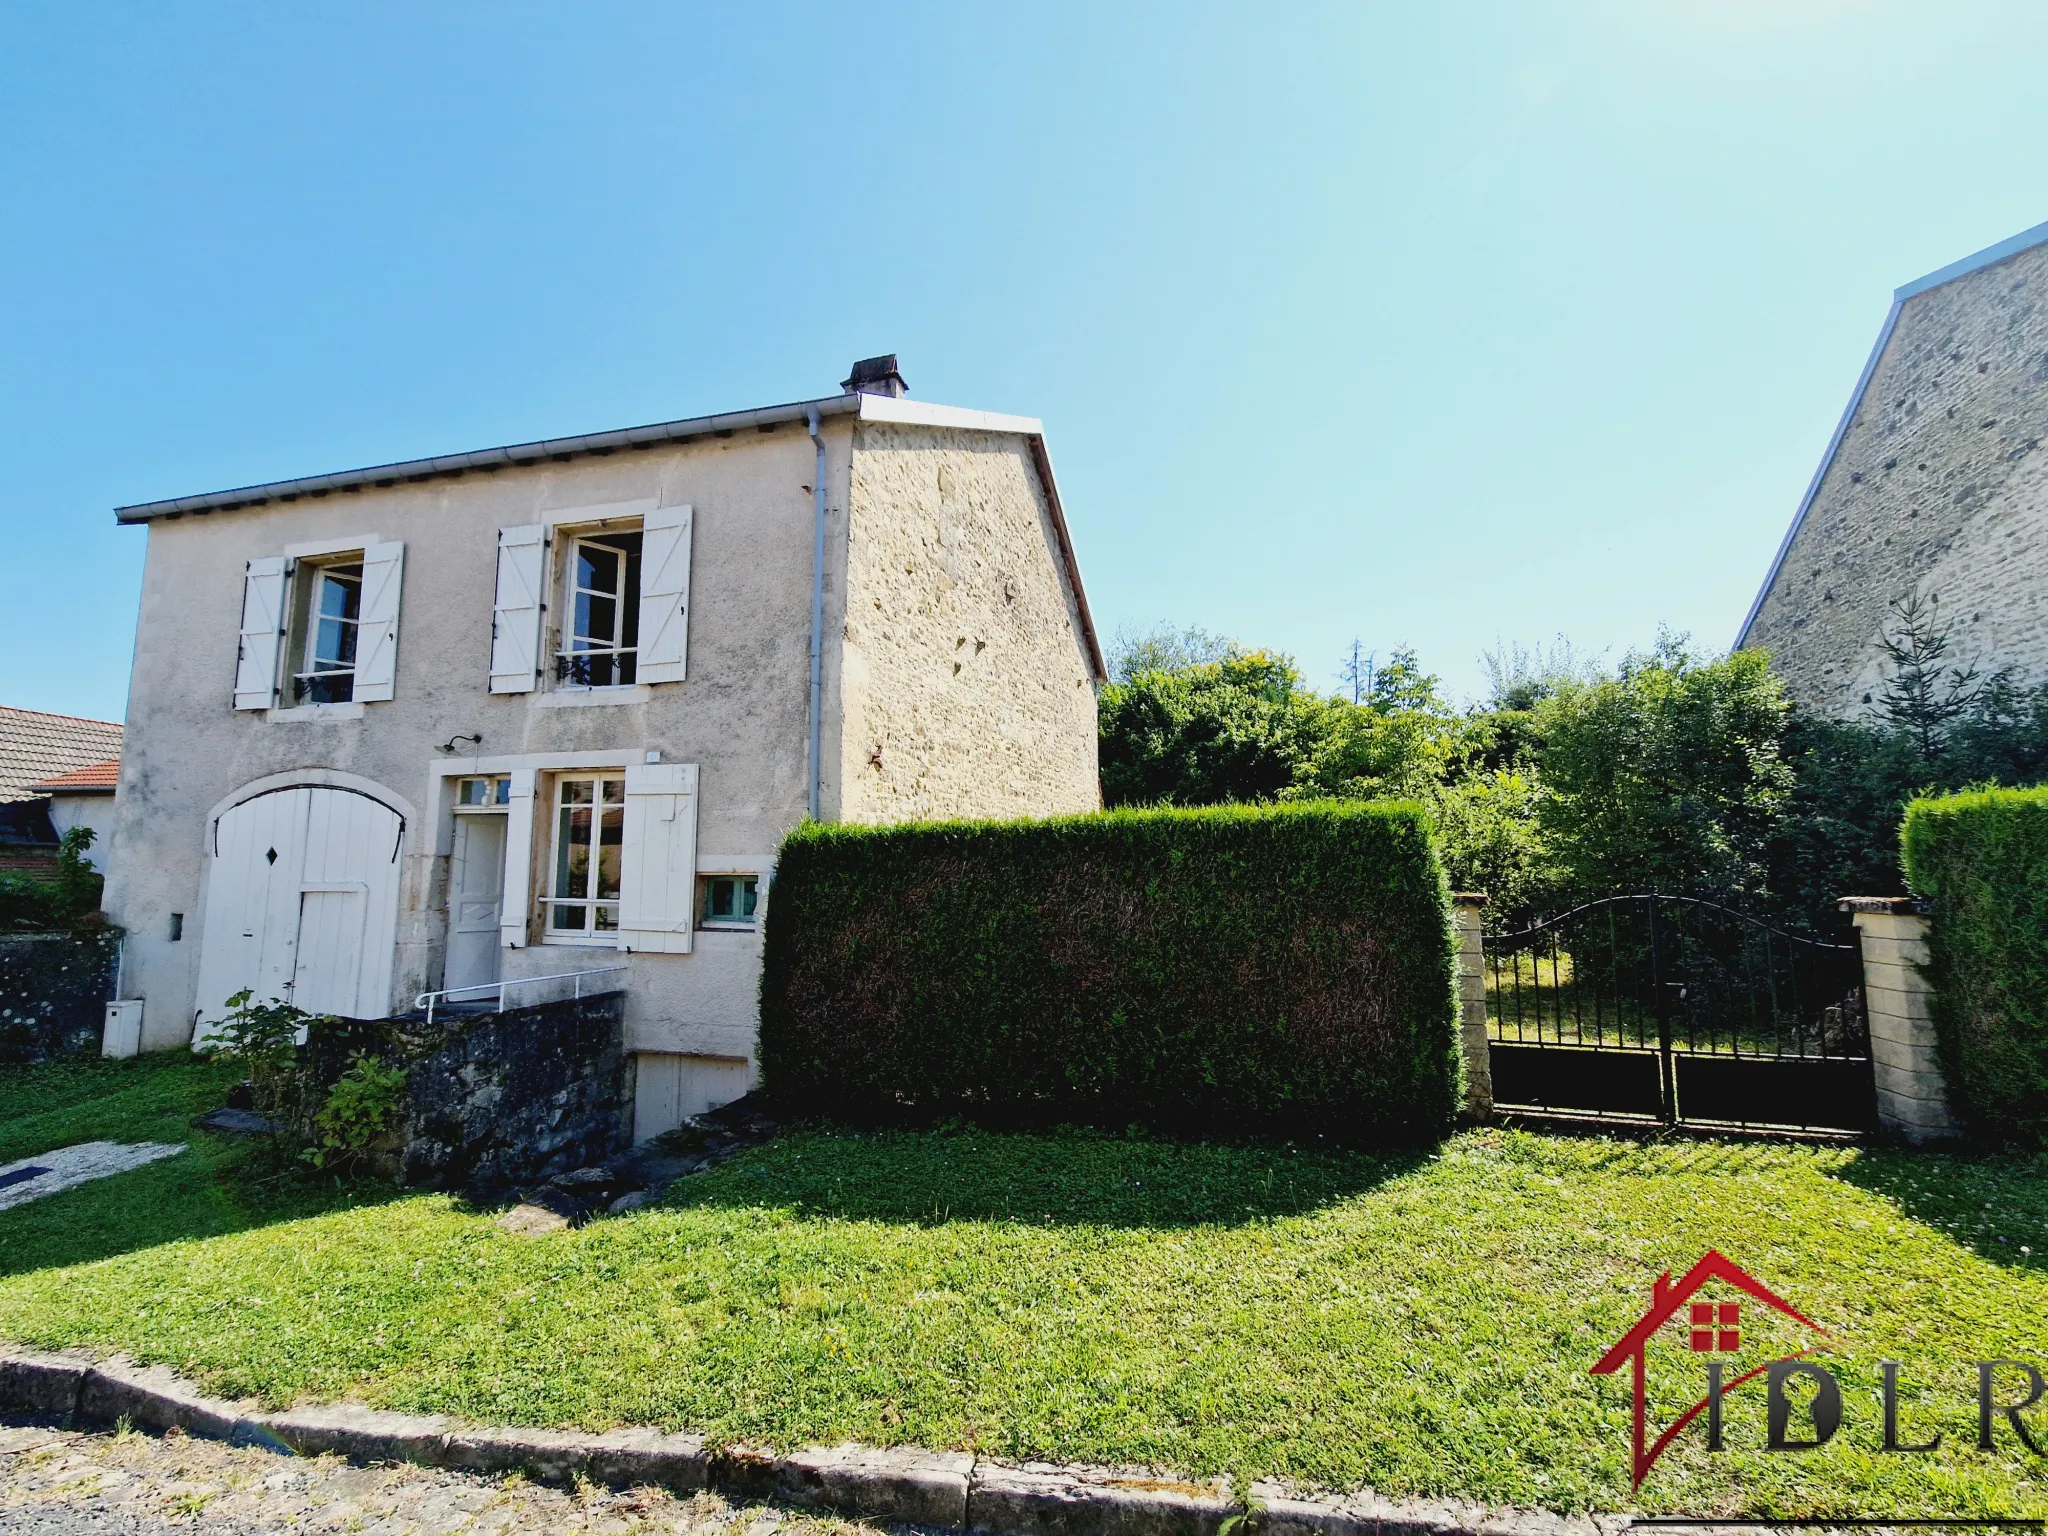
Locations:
1590;1249;1832;1487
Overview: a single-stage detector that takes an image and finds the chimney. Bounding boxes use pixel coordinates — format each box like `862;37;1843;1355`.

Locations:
841;354;908;398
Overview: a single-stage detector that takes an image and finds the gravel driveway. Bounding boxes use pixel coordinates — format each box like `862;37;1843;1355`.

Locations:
0;1422;875;1535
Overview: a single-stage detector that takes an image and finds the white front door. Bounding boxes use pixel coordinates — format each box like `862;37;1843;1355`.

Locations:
445;814;506;996
195;785;404;1041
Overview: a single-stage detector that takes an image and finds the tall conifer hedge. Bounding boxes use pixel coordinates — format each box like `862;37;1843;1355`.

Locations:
1903;784;2048;1144
759;801;1461;1142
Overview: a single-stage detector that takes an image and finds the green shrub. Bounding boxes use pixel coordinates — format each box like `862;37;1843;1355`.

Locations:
303;1053;408;1172
1902;784;2048;1144
759;801;1461;1143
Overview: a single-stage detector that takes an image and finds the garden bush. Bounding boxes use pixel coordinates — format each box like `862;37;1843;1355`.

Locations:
1902;784;2048;1145
759;801;1461;1143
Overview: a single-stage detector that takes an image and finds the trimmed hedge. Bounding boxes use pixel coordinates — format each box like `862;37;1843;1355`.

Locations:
758;801;1461;1143
1902;784;2048;1145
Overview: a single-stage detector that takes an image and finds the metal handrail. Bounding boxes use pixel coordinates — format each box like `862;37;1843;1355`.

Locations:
414;965;629;1027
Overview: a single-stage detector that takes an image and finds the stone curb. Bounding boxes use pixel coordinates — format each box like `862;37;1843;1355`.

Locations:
0;1344;1618;1536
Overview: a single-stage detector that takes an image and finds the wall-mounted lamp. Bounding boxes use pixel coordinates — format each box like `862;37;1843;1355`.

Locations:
437;732;483;754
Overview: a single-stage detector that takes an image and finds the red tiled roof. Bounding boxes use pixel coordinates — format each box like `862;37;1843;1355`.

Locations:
28;757;121;794
0;707;125;806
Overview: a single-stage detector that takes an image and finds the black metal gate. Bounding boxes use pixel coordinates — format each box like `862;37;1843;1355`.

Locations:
1484;894;1874;1132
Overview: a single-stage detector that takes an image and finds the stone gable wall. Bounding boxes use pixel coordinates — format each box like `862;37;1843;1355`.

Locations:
836;424;1100;823
1745;239;2048;716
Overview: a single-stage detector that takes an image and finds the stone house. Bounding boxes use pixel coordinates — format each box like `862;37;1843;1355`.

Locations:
103;358;1106;1140
1738;218;2048;716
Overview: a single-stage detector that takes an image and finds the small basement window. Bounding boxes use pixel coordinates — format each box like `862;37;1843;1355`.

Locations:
556;528;642;687
286;555;363;704
700;874;759;927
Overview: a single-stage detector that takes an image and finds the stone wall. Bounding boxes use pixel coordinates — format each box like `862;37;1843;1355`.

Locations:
0;930;119;1065
304;991;631;1199
1744;237;2048;717
837;422;1100;823
397;991;631;1198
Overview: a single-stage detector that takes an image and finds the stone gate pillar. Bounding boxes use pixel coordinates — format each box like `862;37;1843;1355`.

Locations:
1839;896;1958;1143
1452;894;1493;1120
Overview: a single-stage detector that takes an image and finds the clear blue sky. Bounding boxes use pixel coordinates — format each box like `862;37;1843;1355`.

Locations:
6;1;2048;721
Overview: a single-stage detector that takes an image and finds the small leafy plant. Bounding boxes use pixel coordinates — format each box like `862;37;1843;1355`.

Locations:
303;1052;409;1172
200;989;315;1123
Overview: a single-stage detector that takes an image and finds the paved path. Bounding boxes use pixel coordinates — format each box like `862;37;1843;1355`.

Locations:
0;1423;869;1535
0;1144;186;1215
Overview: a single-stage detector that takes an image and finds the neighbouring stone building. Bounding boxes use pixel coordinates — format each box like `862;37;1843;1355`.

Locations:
103;357;1105;1140
0;706;123;878
1738;219;2048;715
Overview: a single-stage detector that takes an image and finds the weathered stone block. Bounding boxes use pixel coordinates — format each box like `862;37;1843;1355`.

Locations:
969;1459;1239;1536
0;1346;90;1423
77;1358;247;1440
261;1401;453;1465
777;1442;973;1526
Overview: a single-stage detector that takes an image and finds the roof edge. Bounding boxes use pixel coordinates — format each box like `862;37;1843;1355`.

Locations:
1895;217;2048;303
1733;298;1903;651
114;394;865;524
1738;216;2048;653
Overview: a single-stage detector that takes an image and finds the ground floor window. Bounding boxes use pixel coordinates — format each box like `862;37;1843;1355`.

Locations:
546;774;625;938
699;873;759;928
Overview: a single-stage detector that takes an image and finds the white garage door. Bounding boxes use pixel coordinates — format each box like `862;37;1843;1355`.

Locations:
193;785;404;1043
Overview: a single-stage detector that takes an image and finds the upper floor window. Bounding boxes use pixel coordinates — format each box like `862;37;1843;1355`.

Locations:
233;540;403;713
287;557;363;704
557;529;642;687
490;507;689;697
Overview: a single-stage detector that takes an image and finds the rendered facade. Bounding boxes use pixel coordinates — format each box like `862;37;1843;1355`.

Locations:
103;363;1105;1140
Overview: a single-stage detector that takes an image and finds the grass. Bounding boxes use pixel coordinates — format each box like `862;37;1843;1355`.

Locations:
6;1055;2048;1517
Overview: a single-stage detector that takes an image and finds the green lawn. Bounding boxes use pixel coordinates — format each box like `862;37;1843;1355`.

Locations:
5;1055;2048;1518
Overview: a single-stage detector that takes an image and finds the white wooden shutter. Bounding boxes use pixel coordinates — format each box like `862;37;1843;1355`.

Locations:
233;556;289;710
352;541;405;702
619;762;699;954
490;525;547;694
638;504;693;685
499;768;537;950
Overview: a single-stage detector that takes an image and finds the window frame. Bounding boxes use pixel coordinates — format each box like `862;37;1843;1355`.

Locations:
697;872;760;930
553;522;643;690
284;554;366;705
541;771;628;943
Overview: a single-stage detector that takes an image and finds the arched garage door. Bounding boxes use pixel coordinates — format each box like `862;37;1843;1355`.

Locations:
193;785;404;1042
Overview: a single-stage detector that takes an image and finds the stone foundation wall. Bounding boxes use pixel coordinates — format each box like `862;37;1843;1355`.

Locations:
301;991;631;1199
0;930;119;1065
397;991;631;1198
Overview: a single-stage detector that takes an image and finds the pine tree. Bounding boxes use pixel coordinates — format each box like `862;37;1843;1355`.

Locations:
1873;594;1981;762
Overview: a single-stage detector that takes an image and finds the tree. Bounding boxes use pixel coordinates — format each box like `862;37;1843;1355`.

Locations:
1479;635;1601;712
1872;594;1985;762
1097;647;1326;806
1107;624;1233;686
1366;647;1443;715
1339;640;1374;705
1535;634;1791;902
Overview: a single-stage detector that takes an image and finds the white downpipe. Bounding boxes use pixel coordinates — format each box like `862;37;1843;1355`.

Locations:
805;405;828;821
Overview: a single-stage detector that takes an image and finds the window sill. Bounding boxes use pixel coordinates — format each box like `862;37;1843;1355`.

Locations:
265;702;366;722
535;686;654;709
539;935;622;949
697;923;759;935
